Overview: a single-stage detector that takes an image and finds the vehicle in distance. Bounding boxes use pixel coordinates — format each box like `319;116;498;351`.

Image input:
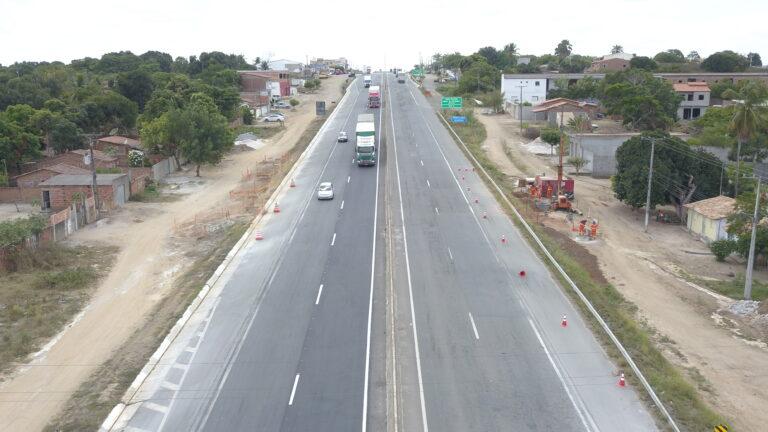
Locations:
338;131;348;142
356;113;376;166
317;182;334;200
398;77;405;83
262;113;285;122
364;75;372;88
348;72;356;77
273;101;291;109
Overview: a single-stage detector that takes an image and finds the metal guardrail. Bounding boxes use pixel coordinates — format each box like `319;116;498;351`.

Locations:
436;111;681;432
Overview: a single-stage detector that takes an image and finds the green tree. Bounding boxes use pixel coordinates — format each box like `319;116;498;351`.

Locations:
457;60;499;94
600;70;682;130
629;56;658;71
482;91;504;113
613;132;721;217
747;52;763;67
567;156;587;174
653;49;686;63
177;95;233;176
116;69;155;110
686;51;701;63
723;81;768;194
289;98;299;108
555;40;572;59
77;91;138;133
611;45;623;54
540;128;562;155
0;114;42;171
701;51;749;72
241;106;254;125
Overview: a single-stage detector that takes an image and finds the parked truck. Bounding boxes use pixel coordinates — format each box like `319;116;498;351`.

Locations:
368;85;380;108
364;75;372;88
356;114;376;166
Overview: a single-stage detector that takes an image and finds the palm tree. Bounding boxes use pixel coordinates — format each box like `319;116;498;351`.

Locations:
723;81;768;196
611;45;623;54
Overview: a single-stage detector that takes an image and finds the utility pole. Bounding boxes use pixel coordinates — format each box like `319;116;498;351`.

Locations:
735;138;742;196
644;137;656;232
88;139;101;218
744;175;761;300
514;84;526;133
719;162;725;196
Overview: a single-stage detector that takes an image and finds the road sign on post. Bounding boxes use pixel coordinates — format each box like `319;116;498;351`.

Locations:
451;116;467;124
441;97;463;109
315;101;326;116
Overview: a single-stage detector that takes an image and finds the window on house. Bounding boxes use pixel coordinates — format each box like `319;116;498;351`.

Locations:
692;108;701;118
698;94;704;100
687;94;694;101
683;108;691;120
535;81;540;86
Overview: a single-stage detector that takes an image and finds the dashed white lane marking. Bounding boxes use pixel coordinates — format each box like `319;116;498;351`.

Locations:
161;382;180;391
434;207;439;215
347;175;351;183
448;247;453;261
315;284;324;305
420;159;424;166
288;374;300;406
468;313;480;340
352;157;355;164
144;402;169;414
426;179;431;188
341;200;345;210
331;233;337;246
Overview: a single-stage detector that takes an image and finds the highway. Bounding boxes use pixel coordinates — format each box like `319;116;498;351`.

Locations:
114;72;657;432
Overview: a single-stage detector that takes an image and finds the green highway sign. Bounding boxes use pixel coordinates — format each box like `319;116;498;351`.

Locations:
441;97;463;109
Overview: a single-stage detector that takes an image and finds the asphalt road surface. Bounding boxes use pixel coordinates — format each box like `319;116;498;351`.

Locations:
115;73;657;432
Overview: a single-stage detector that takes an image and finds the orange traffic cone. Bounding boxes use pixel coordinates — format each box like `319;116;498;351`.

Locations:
561;315;568;327
619;373;626;387
274;203;281;213
255;230;264;240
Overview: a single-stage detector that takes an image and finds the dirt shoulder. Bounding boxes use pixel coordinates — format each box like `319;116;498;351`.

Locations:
476;110;768;431
0;76;346;432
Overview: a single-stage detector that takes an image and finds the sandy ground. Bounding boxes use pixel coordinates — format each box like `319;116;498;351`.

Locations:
0;77;346;432
477;110;768;431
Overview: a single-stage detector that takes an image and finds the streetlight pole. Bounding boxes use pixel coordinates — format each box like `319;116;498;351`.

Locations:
514;84;526;134
644;137;656;233
744;175;761;300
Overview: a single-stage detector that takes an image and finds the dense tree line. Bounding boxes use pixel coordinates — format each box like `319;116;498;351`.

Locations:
0;50;250;179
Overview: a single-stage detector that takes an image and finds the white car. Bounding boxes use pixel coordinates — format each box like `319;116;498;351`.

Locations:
262;113;285;122
337;131;348;142
317;182;334;200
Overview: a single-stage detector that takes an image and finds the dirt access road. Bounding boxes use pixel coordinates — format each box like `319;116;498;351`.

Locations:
477;111;768;431
0;76;346;432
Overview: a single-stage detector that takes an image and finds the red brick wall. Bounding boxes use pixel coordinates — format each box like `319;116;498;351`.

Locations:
44;185;115;210
27;153;117;172
0;186;41;203
93;142;130;156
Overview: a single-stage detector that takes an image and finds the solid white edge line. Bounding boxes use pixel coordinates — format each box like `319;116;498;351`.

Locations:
315;284;324;305
388;72;430;432
426;179;431;188
528;319;592;431
348;175;351;183
468;313;480;340
331;232;336;246
361;72;383;432
434;207;439;215
420;160;424;166
341;200;345;210
288;373;300;406
448;247;453;261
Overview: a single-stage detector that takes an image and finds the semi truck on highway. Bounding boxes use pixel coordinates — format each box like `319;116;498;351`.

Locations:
364;75;372;88
368;85;380;108
356;114;376;166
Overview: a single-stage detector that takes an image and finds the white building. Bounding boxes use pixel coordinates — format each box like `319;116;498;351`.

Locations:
673;82;710;120
500;75;548;105
267;59;303;73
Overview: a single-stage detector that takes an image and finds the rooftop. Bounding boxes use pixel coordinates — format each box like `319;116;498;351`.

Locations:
97;135;142;149
683;195;735;219
70;149;117;161
673;82;711;92
39;173;127;187
14;163;90;179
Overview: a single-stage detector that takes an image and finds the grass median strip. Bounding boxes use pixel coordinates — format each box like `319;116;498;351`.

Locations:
441;109;727;431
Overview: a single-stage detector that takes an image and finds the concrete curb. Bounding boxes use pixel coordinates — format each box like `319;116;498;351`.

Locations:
435;111;681;432
99;79;355;432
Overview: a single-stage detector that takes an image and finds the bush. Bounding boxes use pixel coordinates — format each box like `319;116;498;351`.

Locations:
567;156;588;174
34;267;95;290
241;107;254;125
289;98;299;107
540;128;562;145
710;239;736;262
522;127;540;140
128;149;149;167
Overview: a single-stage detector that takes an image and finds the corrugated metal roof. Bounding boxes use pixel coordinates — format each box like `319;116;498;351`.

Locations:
39;173;126;187
683;195;735;220
97;135;142;148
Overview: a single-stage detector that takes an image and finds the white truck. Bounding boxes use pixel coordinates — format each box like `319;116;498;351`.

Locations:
356;114;376;166
368;85;380;108
364;75;372;88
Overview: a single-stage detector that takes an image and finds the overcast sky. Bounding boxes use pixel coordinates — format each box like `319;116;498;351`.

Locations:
2;0;766;69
